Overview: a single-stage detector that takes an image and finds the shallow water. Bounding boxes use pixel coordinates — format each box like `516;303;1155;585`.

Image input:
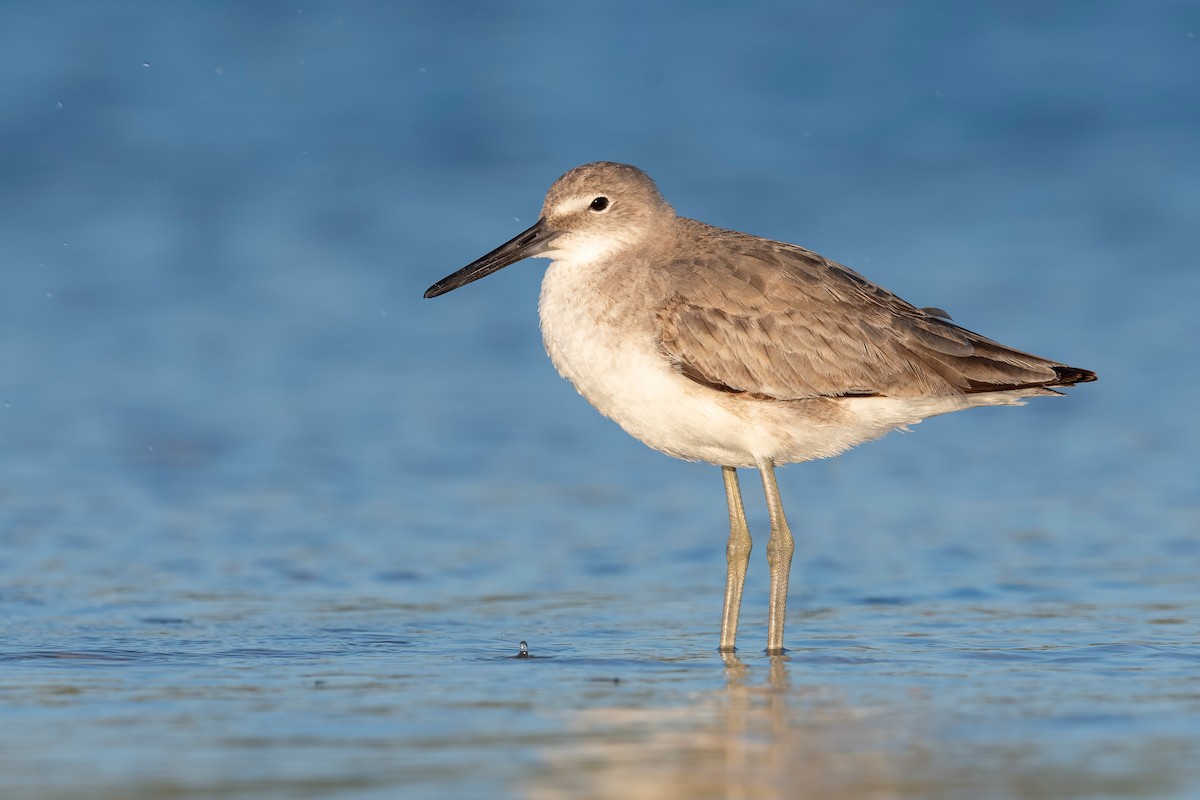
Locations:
2;2;1199;798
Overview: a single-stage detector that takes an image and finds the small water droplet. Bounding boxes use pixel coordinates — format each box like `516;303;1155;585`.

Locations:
142;61;151;68
147;444;154;452
419;67;428;74
214;65;224;75
56;101;64;110
44;290;54;299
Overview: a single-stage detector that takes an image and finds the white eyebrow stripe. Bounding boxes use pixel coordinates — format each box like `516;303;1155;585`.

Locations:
550;194;599;216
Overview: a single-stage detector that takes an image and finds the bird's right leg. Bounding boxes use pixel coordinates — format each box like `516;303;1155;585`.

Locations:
719;466;752;651
758;457;794;654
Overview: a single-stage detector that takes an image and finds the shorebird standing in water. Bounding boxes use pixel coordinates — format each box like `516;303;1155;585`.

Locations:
424;162;1096;654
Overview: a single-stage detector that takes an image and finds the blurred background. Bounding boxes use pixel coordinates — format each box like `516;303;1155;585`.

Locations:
1;2;1198;798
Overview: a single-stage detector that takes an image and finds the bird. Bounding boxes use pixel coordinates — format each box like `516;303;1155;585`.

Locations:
424;161;1096;654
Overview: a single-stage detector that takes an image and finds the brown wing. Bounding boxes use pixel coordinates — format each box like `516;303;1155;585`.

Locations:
655;225;1095;400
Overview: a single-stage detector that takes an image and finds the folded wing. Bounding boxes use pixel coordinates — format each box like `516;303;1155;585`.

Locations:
655;227;1095;400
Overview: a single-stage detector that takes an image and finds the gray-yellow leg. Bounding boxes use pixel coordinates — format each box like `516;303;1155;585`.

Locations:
719;466;752;652
758;457;794;654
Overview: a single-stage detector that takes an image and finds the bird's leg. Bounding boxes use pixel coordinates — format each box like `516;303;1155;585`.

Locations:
719;466;752;652
758;457;794;654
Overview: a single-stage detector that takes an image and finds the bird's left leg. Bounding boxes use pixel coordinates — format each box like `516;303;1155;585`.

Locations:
719;466;752;651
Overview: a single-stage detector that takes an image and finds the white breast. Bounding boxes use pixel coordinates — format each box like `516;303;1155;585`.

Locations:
538;258;748;464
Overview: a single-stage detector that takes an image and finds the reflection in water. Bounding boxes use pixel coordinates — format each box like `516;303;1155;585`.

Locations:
522;654;881;799
525;654;1186;800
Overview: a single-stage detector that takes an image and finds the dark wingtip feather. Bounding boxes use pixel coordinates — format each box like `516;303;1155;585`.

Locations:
1050;366;1097;387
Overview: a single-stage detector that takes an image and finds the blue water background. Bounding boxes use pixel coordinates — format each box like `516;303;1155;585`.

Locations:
2;2;1198;798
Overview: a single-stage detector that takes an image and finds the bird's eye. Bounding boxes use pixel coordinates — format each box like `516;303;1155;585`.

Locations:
589;196;610;212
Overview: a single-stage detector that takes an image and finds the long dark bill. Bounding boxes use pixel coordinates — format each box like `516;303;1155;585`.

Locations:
424;218;557;298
